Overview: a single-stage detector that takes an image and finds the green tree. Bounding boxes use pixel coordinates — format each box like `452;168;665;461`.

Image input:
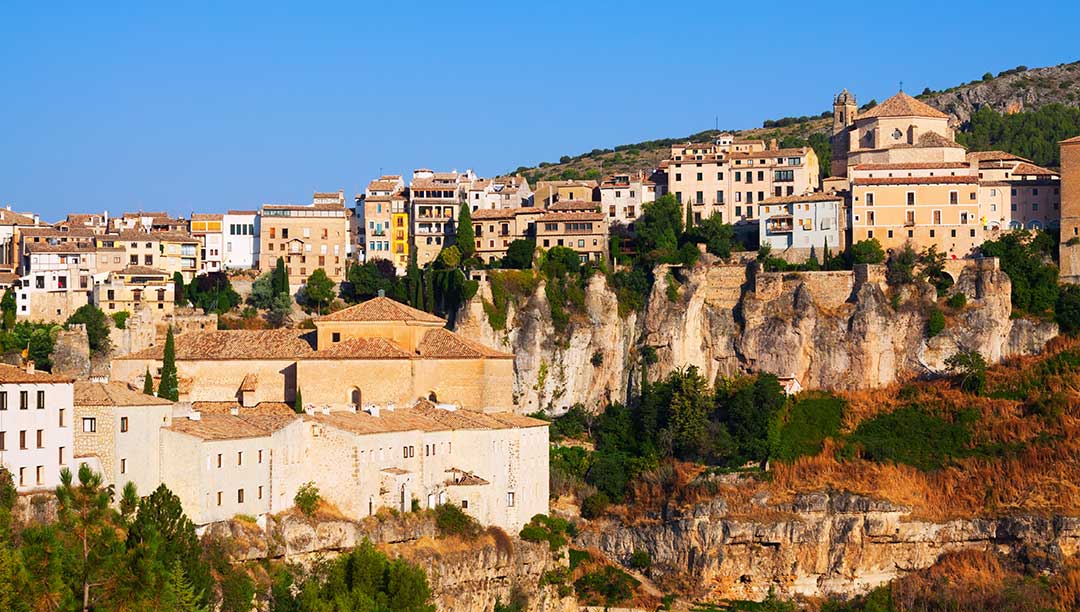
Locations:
301;268;335;314
268;292;294;327
406;251;422;307
162;561;208;612
296;539;435;612
173;272;187;306
665;366;716;462
455;203;475;261
683;213;736;259
981;230;1059;316
66;304;112;355
1058;284;1080;336
248;272;277;309
143;367;156;395
634;194;683;264
0;289;16;330
885;242;918;285
158;326;179;401
273;257;289;296
55;464;126;612
186;272;241;315
127;484;211;606
945;350;988;395
850;238;886;265
715;374;787;464
503;239;536;270
294;387;304;414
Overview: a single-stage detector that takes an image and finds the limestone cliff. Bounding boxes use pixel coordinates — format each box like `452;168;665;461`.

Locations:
575;492;1080;602
454;258;1057;412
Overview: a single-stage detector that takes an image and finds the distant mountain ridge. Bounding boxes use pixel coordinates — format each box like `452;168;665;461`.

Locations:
514;60;1080;183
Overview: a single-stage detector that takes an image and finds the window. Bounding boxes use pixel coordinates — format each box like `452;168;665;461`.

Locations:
258;486;263;499
0;431;4;450
217;492;222;506
19;391;27;410
217;453;222;468
120;417;128;433
58;446;64;464
18;468;24;487
907;192;916;206
506;492;515;507
36;429;43;448
258;450;263;464
82;418;96;433
866;193;874;206
237;489;244;503
331;332;341;343
36;466;43;485
19;430;26;449
237;451;243;466
949;191;958;205
0;391;6;410
120;458;126;474
461;499;468;509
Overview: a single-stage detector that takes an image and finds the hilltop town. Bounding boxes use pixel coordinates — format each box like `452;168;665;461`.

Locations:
1;83;1080;611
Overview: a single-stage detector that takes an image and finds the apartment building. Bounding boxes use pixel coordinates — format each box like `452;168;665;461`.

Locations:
535;211;608;263
92;266;175;321
190;213;224;273
112;212;188;234
222;210;259;270
57;213;109;234
118;231;201;281
1061;136;1080;283
471;208;546;264
758;192;847;258
16;241;96;321
357;176;409;271
533;180;598;209
411;169;478;266
969;151;1062;231
0;363;75;492
466;176;532;212
599;171;656;228
666;137;820;225
850;164;981;255
258;202;349;284
72;381;173;495
0;207;44;274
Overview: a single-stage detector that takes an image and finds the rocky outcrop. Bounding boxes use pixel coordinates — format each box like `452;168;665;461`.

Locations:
52;324;92;378
454;258;1057;412
576;492;1080;602
924;61;1080;124
205;513;576;612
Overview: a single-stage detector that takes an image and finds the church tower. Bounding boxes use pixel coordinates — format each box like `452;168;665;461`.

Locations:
832;89;857;134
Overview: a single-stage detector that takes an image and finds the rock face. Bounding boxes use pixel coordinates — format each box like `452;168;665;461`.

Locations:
206;513;576;612
576;492;1080;602
454;258;1057;412
923;61;1080;125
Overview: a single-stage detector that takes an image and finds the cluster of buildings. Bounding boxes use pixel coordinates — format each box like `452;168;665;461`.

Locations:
0;296;549;531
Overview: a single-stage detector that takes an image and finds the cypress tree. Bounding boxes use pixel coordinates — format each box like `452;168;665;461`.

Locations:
273;257;288;295
423;269;435;313
143;368;155;396
685;201;693;230
293;387;303;414
158;326;179;401
455;203;475;261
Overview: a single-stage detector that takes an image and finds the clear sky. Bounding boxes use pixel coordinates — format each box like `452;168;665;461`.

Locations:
3;1;1078;221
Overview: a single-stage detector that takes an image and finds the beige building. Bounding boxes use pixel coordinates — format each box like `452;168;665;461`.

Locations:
411;169;478;266
1061;135;1080;283
466;176;532;212
258;201;349;284
112;296;515;413
969;151;1062;231
599;171;656;228
72;381;173;496
92;266;175;321
533;180;598;209
189;213;225;274
357;176;409;271
666;136;820;225
118;230;201;281
111;212;188;234
535;211;608;263
471;208;546;264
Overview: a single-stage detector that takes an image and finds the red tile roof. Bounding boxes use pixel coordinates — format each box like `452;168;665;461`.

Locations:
856;92;949;120
317;296;445;324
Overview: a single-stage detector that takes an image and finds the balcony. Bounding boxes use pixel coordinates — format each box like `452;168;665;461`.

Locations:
766;216;793;234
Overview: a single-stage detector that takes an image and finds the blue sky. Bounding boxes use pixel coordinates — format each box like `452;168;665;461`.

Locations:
2;1;1078;221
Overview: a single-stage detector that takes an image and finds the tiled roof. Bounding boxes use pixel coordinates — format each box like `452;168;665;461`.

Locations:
226;210;259;215
116;230;198;242
310;337;413;359
24;242;95;253
537;211;605;223
1060;135;1080;144
549;200;601;212
966;151;1028;163
118;265;169;276
730;147;811;160
168;412;298;441
190;213;223;221
536;180;599;189
191;401;295;416
914;131;964;149
0;272;19;286
238;374;258;393
310;402;547;436
417;328;512;359
1011;162;1058;177
0;209;39;226
759;191;846;205
262;203;346;211
853;162;971;171
853;175;977;186
0;363;73;384
471;208;540;221
317;296;445;324
856;92;949;120
117;329;318;361
74;381;172;407
445;468;490;486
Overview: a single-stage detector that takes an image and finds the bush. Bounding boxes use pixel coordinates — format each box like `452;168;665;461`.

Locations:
503;239;536;270
580;492;610;519
847;406;975;471
773;395;844;462
519;514;571;550
66;304;111;354
628;550;651;570
574;566;639;606
946;350;988;396
946;293;968;309
850;238;885;265
433;503;482;539
111;310;130;329
1057;284;1080;335
927;306;946;338
294;482;320;516
569;548;591;571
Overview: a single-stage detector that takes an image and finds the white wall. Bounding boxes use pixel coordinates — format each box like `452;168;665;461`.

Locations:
0;381;74;492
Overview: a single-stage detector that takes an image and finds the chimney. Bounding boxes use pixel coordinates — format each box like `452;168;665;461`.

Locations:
24;360;34;374
229;407;239;416
768;138;778;151
377;288;385;297
188;411;202;421
366;405;380;418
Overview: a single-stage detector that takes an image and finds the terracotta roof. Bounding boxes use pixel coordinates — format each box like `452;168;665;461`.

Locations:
191;401;295;416
262;203;346;212
317;296;445;324
238;374;258;393
856;92;949;120
471;208;542;221
537;211;605;223
74;381;172;407
549;200;601;212
226;210;258;215
0;210;39;226
853;175;977;186
1011;162;1058;177
417;328;512;359
116;329;318;361
118;265;169;276
0;363;73;384
445;468;490;486
310;337;413;359
853;162;971;171
190;213;223;221
914;131;964;149
759;192;846;205
536;180;599;189
116;230;198;242
1060;135;1080;144
966;151;1028;163
168;412;298;441
24;242;95;253
0;272;18;286
310;402;547;436
730;147;811;160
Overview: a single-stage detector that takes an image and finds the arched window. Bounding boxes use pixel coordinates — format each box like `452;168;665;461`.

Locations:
351;388;361;410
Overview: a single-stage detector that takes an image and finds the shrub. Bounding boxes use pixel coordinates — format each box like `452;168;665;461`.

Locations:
946;350;988;396
434;503;482;539
947;293;968;309
574;566;639;606
927;306;946;338
1057;284;1080;336
628;550;652;570
590;351;603;367
846;406;975;471
519;514;571;550
580;492;610;519
773;395;844;462
410;498;421;512
111;310;130;329
569;548;591;571
294;482;320;516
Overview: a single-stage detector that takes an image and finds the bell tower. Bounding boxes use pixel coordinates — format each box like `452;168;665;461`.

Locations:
833;89;857;134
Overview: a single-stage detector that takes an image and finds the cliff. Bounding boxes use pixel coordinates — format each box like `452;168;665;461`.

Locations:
454;258;1057;413
575;492;1080;602
206;512;576;612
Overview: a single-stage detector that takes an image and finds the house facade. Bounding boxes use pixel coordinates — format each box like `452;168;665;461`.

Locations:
758;191;846;257
222;211;259;270
258;202;349;284
0;363;74;492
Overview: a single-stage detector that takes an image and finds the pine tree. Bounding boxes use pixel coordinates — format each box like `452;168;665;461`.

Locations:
158;327;179;401
143;368;155;395
163;561;208;612
455;203;475;261
293;387;303;414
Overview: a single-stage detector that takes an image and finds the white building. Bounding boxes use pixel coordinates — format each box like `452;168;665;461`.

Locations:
15;241;95;321
0;363;75;492
466;176;532;212
190;213;224;274
599;171;656;228
758;191;846;258
222;210;259;270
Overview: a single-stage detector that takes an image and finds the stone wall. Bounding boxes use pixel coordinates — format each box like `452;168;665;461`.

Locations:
52;324;91;378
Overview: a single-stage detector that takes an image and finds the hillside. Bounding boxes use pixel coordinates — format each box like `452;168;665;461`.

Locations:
514;60;1080;183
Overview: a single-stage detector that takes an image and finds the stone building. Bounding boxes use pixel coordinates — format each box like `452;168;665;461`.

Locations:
533;180;599;209
1061;135;1080;283
466;176;532;212
471;208;546;265
411;169;478;266
0;363;74;492
92;266;175;322
111;296;515;413
970;151;1062;231
535;211;608;263
758;191;847;258
118;230;201;281
356;176;409;271
258;201;350;284
72;381;173;496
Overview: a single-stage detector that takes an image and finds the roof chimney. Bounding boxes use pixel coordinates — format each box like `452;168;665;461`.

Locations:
377;289;385;297
768;138;778;151
24;360;34;374
188;411;202;421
